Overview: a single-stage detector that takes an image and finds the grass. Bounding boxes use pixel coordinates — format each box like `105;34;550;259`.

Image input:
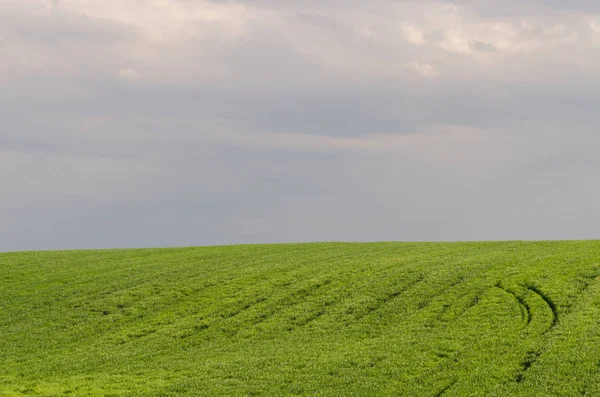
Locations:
2;241;600;396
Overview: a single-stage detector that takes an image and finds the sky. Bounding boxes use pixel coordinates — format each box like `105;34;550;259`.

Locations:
2;0;600;251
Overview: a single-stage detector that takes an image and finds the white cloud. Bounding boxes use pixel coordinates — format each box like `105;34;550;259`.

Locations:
401;24;426;45
406;61;439;78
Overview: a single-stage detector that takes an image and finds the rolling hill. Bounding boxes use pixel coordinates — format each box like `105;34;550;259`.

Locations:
2;241;600;396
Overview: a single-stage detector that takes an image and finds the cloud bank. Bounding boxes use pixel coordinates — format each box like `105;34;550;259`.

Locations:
1;0;600;250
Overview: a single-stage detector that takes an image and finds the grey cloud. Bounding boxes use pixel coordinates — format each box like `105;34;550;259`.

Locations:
469;39;496;52
467;0;600;15
0;4;135;44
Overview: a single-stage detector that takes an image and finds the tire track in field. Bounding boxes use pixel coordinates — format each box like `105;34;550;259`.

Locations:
178;276;335;338
294;308;327;328
259;263;426;331
353;271;481;332
433;379;457;397
250;279;331;327
349;247;504;328
254;258;426;330
514;350;541;383
494;282;558;331
412;261;511;323
348;274;426;323
525;285;558;331
495;283;531;326
350;252;514;332
221;296;269;319
507;285;557;383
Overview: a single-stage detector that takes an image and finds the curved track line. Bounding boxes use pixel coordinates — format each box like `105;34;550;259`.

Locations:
526;285;558;330
495;283;530;326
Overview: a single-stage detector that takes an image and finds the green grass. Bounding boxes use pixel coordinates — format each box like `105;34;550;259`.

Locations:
2;241;600;396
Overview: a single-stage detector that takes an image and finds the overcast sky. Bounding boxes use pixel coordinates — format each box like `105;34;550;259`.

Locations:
2;0;600;251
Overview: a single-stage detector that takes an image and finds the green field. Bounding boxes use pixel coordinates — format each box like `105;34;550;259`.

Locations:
2;241;600;396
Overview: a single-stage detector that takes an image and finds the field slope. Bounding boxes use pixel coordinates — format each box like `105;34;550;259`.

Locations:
2;241;600;396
